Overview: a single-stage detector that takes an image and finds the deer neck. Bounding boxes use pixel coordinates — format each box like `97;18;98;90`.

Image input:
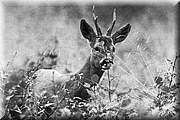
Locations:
78;56;104;86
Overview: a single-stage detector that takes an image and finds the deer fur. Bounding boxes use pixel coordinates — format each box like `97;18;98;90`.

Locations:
33;8;131;100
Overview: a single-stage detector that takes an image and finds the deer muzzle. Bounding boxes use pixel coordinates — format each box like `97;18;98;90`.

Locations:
100;58;113;70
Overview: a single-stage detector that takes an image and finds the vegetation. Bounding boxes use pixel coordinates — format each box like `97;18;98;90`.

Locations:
1;42;179;120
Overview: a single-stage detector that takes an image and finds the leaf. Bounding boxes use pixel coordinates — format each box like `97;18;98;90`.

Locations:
44;103;55;107
6;95;14;101
51;95;58;98
9;110;21;119
44;106;53;116
73;97;82;101
121;98;131;107
173;106;180;112
83;83;91;88
105;102;119;110
161;86;170;92
37;109;44;115
166;59;171;62
154;76;163;85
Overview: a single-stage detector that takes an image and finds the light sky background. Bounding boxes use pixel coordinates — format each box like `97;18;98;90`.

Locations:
0;0;178;68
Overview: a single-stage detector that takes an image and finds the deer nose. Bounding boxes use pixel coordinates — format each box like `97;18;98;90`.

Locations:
106;53;113;63
106;53;111;59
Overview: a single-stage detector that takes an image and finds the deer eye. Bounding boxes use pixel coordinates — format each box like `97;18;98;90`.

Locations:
112;47;115;52
94;47;101;52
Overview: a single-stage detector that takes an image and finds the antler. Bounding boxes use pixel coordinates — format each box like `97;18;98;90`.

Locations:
106;9;116;36
92;6;102;37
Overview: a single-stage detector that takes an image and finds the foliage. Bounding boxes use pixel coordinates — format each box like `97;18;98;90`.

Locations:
1;47;179;120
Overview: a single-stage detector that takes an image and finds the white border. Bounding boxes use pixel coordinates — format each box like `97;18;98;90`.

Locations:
0;0;179;4
0;1;4;69
0;0;178;118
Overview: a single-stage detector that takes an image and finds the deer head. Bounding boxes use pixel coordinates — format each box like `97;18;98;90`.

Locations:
80;7;131;71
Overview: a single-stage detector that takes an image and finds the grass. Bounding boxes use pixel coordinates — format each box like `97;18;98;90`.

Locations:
0;45;179;120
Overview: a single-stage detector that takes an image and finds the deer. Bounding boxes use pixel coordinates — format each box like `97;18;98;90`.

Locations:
33;8;131;101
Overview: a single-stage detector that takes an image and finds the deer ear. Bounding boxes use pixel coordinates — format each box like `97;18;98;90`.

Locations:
80;19;96;43
112;23;131;44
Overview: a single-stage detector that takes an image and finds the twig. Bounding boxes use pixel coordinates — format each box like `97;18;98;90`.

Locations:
107;70;111;102
111;74;120;93
46;89;68;120
6;51;17;70
137;48;155;86
52;71;56;95
129;45;154;86
51;71;59;120
169;54;180;87
114;54;157;98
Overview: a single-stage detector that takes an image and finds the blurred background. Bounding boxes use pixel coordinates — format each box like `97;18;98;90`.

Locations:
2;2;176;84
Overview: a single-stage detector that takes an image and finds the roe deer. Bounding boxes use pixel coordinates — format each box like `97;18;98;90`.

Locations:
33;8;131;100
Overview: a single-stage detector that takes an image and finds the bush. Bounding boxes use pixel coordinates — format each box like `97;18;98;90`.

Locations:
1;48;179;120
